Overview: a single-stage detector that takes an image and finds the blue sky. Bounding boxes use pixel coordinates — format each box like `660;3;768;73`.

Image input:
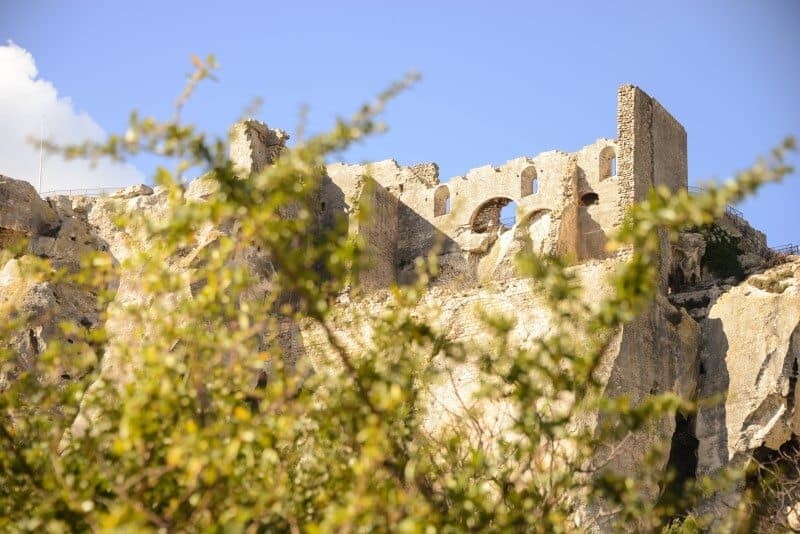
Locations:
1;1;798;246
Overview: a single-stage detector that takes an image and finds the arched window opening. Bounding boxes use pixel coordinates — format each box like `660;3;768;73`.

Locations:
500;201;517;229
434;185;451;217
599;146;616;180
580;192;599;207
470;197;512;233
520;166;538;197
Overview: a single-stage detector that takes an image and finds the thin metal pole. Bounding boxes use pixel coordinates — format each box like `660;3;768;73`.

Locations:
37;118;44;194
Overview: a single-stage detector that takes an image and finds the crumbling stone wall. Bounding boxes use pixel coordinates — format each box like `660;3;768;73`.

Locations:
229;119;289;176
347;176;399;292
617;84;689;293
575;140;620;260
304;84;689;292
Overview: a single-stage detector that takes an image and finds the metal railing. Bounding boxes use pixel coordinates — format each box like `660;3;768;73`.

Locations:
686;188;798;257
773;244;800;256
687;186;744;219
41;187;123;197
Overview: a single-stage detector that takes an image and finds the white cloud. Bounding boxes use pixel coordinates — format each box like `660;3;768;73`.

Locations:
0;42;145;194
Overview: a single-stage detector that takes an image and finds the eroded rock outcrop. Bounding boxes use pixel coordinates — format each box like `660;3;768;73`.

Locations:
0;257;99;388
0;174;60;247
683;256;800;525
697;258;800;470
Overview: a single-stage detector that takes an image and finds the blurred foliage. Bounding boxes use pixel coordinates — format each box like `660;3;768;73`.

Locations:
0;55;796;532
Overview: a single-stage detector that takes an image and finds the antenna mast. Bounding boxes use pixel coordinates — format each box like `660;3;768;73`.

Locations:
37;118;44;194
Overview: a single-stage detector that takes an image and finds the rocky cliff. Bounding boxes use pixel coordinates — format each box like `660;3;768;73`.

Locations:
2;166;799;526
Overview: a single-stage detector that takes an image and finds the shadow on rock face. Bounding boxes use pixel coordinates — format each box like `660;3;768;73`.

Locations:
696;317;731;473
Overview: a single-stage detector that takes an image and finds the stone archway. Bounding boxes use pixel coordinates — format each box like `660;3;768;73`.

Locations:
469;197;514;233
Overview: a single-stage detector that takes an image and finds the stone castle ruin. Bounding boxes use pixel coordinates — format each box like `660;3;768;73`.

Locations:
1;84;799;527
231;85;691;292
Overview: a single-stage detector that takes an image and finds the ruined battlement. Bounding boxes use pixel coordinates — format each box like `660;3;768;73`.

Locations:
233;84;688;290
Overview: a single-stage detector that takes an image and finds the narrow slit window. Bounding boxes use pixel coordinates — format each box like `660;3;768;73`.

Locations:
520;166;538;197
600;146;616;180
434;185;451;217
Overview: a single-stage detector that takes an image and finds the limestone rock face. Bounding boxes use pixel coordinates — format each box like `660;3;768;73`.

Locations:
591;293;700;495
28;214;108;271
716;213;774;272
696;258;800;474
86;187;171;262
110;184;154;199
185;174;219;201
300;260;700;501
0;179;112;272
0;179;104;386
0;175;60;246
0;258;99;388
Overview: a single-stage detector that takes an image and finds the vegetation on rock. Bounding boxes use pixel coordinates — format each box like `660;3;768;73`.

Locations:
694;224;745;281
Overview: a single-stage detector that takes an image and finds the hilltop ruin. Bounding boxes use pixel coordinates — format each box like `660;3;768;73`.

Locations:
1;84;798;528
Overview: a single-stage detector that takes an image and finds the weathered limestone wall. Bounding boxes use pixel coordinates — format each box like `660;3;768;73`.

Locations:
617;85;687;203
295;257;701;506
314;84;688;292
575;140;620;260
348;177;399;292
325;160;445;274
322;143;626;288
617;84;688;292
652;100;688;193
426;153;567;231
696;260;800;473
229;119;289;176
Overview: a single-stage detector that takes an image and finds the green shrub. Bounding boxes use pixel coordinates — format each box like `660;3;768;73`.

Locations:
697;224;745;280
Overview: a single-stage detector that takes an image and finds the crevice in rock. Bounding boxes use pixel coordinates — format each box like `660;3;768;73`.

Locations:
787;355;798;411
245;369;269;413
28;329;40;356
40;223;61;238
658;412;699;514
679;294;710;311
